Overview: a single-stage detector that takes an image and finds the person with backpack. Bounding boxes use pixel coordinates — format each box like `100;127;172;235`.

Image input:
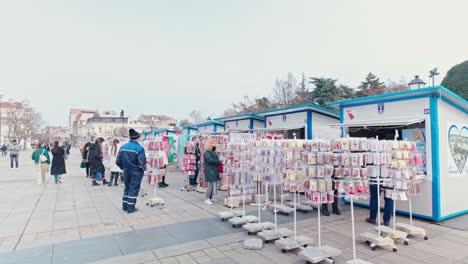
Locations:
116;129;146;213
31;143;50;184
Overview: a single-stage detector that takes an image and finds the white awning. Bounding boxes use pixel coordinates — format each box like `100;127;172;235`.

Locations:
329;117;425;128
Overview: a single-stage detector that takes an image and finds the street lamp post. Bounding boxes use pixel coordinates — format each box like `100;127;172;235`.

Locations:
429;68;439;87
408;75;426;90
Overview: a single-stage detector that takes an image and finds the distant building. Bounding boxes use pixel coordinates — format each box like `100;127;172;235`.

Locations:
0;102;18;144
77;116;129;144
0;101;35;148
42;126;71;142
69;108;98;144
137;114;177;130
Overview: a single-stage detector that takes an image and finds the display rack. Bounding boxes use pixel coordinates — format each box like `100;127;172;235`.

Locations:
346;195;373;264
358;139;397;252
144;137;168;207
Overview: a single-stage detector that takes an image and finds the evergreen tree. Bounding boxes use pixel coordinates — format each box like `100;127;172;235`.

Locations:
356;72;384;97
441;60;468;100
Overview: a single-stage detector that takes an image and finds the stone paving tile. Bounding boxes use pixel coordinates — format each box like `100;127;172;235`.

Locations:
410;237;468;261
153;240;212;259
256;243;303;264
203;248;225;260
396;245;455;264
89;250;156;264
190;250;207;258
204;257;237;264
227;250;276;264
371;252;429;264
160;257;178;264
195;255;213;263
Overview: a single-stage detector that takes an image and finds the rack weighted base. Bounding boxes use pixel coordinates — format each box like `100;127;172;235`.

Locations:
275;237;300;253
277;228;294;238
395;223;429;240
146;197;165;207
359;232;397;252
375;226;410;245
258;230;281;242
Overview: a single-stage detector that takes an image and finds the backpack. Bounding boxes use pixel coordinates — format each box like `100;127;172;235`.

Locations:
39;149;47;163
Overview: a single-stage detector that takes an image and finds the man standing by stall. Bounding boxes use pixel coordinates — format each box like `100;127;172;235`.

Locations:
116;129;146;214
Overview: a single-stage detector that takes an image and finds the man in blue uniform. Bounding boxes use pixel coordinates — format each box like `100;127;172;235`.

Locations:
116;129;147;213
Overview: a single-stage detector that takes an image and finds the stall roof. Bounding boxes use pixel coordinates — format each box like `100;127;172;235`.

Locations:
326;86;468;113
182;125;198;130
254;103;339;119
215;113;265;122
196;120;225;127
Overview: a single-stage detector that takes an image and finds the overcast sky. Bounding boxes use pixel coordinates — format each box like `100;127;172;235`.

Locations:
0;0;467;126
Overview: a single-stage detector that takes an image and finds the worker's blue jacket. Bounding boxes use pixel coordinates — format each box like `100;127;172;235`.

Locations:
116;140;146;172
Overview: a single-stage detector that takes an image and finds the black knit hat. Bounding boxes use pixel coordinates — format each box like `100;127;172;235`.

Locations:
129;129;140;140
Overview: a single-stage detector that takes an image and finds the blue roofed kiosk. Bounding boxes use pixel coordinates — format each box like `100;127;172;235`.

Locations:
327;86;468;221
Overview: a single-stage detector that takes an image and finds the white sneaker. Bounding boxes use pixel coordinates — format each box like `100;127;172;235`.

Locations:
204;199;213;205
212;198;218;203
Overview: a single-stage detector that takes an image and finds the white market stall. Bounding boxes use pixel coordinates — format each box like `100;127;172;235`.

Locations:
196;120;225;134
255;103;341;139
327;86;468;221
182;125;198;136
215;113;265;131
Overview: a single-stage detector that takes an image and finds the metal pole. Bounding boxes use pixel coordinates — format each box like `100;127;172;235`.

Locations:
409;193;413;226
351;196;356;261
0;95;3;144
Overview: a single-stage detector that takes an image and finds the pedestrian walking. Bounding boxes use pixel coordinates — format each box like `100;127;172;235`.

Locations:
62;142;71;160
82;142;91;177
108;139;122;187
89;138;107;186
51;141;66;184
8;139;21;169
1;144;7;156
31;143;50;184
203;138;221;206
116;129;146;214
101;139;110;183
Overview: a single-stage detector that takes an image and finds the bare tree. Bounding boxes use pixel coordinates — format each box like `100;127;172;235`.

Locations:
5;100;43;149
271;72;297;107
384;77;409;93
223;96;273;116
294;73;313;104
189;110;204;124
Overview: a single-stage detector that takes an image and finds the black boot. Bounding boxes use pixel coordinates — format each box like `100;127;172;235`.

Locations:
114;174;119;186
321;204;330;216
103;179;108;185
108;174;114;187
332;205;341;215
159;176;168;188
92;180;100;186
332;192;341;215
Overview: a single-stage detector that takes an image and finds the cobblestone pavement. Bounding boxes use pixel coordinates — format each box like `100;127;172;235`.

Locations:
0;151;467;264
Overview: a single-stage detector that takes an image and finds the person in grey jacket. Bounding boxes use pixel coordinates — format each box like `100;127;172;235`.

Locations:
8;140;21;169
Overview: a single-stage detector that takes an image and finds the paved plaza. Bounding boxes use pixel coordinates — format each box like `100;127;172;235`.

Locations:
0;151;467;264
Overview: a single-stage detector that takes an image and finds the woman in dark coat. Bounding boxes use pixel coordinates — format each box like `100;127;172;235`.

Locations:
82;142;91;177
51;141;66;184
88;137;107;186
203;138;221;205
